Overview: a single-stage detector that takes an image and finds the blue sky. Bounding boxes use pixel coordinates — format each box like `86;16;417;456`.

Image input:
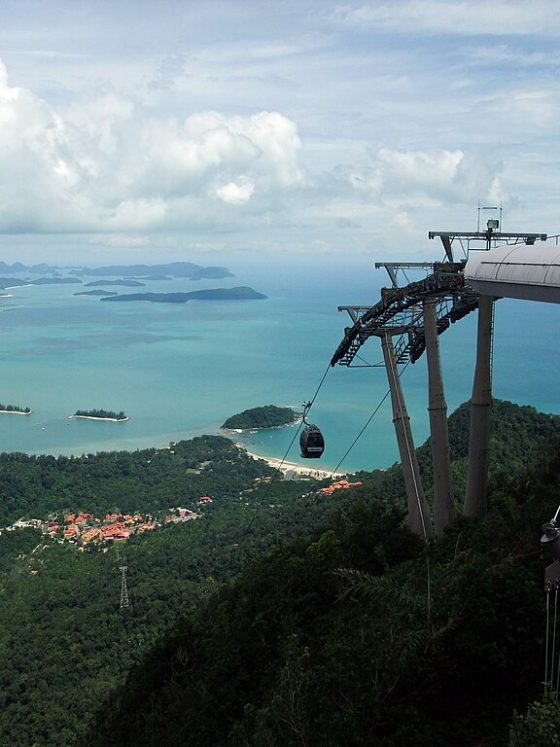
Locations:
0;0;558;264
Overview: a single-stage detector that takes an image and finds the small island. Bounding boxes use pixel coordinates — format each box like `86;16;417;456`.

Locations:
222;405;298;431
70;409;128;422
31;277;83;285
0;403;31;415
100;287;267;303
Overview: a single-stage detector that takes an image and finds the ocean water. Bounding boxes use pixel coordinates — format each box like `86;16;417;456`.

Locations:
0;253;558;473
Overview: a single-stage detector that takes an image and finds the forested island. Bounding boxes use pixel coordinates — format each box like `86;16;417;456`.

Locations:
0;401;559;745
222;404;298;430
100;286;267;303
70;261;234;280
0;260;234;282
0;403;31;414
31;277;82;285
71;409;128;421
0;276;83;288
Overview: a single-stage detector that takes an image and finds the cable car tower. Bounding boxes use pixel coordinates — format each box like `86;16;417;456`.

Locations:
119;566;129;609
331;221;547;537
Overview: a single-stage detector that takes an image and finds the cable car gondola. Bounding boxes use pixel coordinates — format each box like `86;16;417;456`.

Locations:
300;402;325;459
300;424;325;458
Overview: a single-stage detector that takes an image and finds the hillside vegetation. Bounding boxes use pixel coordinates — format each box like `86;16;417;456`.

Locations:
0;402;557;745
81;400;560;747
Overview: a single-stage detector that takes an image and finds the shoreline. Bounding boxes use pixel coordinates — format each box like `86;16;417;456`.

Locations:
240;447;345;480
0;409;32;416
221;418;301;435
69;415;129;423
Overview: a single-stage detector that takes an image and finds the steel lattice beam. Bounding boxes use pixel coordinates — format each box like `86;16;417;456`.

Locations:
331;262;479;368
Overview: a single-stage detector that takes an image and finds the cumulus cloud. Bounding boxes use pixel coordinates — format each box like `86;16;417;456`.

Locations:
350;147;504;208
216;180;255;204
0;60;304;233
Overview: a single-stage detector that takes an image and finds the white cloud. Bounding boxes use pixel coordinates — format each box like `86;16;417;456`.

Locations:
0;60;304;233
216;180;255;204
351;148;504;208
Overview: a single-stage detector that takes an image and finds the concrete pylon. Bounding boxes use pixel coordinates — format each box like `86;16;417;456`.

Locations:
423;299;455;534
464;295;494;519
381;333;432;539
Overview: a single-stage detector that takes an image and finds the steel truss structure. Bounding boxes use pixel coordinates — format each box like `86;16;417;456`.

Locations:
329;225;546;536
331;261;479;369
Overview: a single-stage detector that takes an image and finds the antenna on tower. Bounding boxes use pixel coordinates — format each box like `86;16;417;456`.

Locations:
119;566;129;609
477;202;502;233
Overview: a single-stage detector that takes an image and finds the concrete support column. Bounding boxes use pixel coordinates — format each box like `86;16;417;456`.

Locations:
381;333;432;538
424;299;456;534
464;295;494;519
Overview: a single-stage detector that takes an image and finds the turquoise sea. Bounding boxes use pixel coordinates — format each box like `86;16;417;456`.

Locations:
0;253;558;473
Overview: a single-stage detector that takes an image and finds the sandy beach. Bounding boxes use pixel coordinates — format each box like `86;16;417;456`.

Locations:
241;447;344;480
69;415;130;422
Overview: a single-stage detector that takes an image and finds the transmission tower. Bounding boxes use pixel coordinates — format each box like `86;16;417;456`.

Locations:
119;566;129;609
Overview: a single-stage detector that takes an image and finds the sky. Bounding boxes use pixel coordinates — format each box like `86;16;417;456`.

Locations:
0;0;559;265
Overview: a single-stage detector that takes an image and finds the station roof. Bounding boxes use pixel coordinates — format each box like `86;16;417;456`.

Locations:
464;243;560;304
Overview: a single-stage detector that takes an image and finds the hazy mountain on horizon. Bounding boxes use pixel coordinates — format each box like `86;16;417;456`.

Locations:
0;260;233;280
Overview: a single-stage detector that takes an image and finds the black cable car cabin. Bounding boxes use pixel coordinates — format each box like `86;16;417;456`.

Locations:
300;425;324;459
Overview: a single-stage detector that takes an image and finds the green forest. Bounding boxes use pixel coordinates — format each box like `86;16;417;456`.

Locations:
222;404;298;430
73;409;127;420
0;403;30;413
0;401;558;745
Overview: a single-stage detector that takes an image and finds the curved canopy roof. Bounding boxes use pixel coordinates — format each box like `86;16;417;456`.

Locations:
464;243;560;303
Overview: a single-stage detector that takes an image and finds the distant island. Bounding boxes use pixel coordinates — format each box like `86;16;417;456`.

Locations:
0;260;234;282
100;287;267;304
222;405;298;430
69;262;234;280
74;290;118;297
84;280;145;287
0;277;31;289
0;403;31;415
31;277;82;285
0;261;59;274
0;276;82;288
71;409;128;422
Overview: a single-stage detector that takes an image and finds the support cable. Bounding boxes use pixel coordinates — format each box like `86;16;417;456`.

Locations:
240;362;332;552
490;299;495;397
545;586;551;694
555;589;560;698
330;361;411;476
330;389;391;477
382;337;431;627
551;586;559;694
330;358;431;624
306;362;331;410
